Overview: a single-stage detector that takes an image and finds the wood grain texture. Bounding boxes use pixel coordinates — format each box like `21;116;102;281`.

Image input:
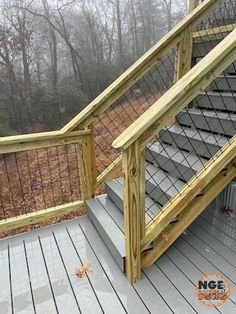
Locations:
78;125;97;199
61;0;220;133
175;28;193;81
123;141;145;283
142;135;236;248
95;156;122;189
0;201;84;233
113;29;236;150
0;130;90;154
142;160;236;268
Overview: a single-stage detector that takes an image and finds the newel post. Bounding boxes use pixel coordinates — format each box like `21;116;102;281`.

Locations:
78;124;97;200
123;140;145;283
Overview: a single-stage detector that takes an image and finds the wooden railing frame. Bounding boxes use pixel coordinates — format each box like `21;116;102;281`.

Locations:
113;28;236;282
0;129;95;233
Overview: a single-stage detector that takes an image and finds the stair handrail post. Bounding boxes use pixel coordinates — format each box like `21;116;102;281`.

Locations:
175;0;199;82
78;124;97;200
122;140;145;283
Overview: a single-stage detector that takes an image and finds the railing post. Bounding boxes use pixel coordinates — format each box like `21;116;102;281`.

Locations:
78;124;97;199
122;140;145;283
175;0;199;82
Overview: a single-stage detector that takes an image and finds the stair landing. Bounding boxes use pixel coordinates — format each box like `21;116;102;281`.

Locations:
1;204;236;313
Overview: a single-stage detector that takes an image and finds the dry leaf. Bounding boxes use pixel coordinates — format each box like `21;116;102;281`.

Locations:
74;263;93;278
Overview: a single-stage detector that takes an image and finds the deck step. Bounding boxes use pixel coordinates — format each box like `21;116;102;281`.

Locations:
146;141;208;181
159;125;228;159
193;91;236;112
209;76;236;92
145;163;185;205
86;195;125;271
106;177;162;218
177;109;236;137
106;164;185;208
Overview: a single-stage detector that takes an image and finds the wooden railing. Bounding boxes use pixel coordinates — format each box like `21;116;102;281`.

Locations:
0;130;91;232
112;27;236;282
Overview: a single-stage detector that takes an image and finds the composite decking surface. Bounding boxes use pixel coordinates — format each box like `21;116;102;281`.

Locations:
0;204;236;314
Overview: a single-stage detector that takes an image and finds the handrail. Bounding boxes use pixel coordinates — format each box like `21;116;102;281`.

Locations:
113;28;236;151
0;130;90;154
61;0;221;133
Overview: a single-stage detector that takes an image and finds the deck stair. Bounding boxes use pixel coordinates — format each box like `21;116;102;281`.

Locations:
87;47;236;273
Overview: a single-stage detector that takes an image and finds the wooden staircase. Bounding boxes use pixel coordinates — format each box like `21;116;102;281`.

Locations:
86;47;236;276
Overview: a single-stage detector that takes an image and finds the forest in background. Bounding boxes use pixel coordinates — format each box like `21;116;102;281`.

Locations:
0;0;187;136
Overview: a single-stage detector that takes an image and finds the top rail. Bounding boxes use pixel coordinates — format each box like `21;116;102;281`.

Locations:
112;28;236;151
0;130;90;154
61;0;221;133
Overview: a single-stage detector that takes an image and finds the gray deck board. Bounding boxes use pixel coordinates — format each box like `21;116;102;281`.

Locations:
1;206;236;314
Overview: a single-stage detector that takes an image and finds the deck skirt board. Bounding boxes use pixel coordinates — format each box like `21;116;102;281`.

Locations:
0;211;236;313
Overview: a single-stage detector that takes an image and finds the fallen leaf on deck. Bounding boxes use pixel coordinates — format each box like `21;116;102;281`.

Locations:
74;263;93;278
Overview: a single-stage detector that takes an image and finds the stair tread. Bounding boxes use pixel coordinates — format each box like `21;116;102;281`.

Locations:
162;124;228;147
106;177;162;219
145;163;185;196
198;91;236;97
181;108;236;122
147;141;208;172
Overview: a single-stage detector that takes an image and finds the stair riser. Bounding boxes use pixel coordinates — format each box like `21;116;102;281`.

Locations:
146;149;197;182
177;111;236;137
193;93;236;112
106;182;124;212
86;201;125;271
159;130;222;159
209;77;236;92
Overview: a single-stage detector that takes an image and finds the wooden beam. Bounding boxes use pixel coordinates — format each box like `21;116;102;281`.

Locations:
78;125;97;199
123;141;145;283
113;29;236;150
61;0;220;133
193;23;236;40
95;156;122;189
142;135;236;249
175;28;193;81
0;201;85;233
0;130;90;154
142;160;236;268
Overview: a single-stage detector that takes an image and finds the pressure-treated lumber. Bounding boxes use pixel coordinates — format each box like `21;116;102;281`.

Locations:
0;130;90;154
113;29;236;150
142;160;236;268
78;125;97;199
0;201;84;233
61;0;220;133
189;0;198;12
142;135;236;248
123;141;145;283
175;28;193;81
95;156;122;189
193;23;236;39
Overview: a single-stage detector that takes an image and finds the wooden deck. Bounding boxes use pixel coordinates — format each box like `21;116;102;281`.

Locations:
1;203;236;314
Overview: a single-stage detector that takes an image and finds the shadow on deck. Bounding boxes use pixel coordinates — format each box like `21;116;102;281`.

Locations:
0;203;236;314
